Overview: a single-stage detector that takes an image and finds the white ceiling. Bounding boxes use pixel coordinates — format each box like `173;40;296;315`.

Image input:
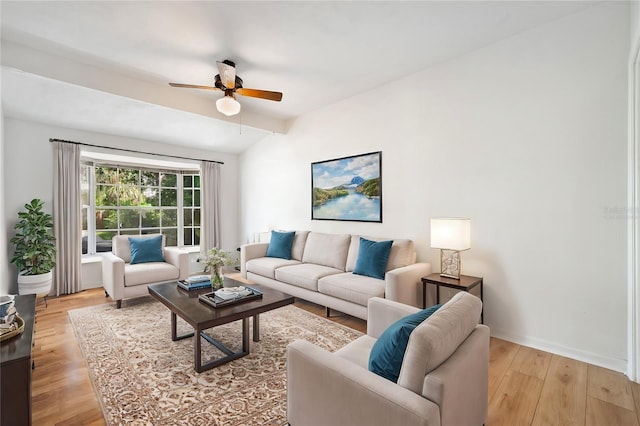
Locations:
1;1;596;153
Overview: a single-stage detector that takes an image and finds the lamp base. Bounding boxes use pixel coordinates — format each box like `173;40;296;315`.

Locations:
440;249;461;279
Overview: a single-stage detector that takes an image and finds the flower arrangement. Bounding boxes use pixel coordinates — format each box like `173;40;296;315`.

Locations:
198;247;235;289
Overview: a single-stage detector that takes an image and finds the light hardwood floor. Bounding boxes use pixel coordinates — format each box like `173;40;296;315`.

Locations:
30;288;640;425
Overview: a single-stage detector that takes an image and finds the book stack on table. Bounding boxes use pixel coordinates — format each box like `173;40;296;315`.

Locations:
178;275;212;291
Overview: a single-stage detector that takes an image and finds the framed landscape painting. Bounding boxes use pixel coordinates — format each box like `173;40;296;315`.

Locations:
311;151;382;222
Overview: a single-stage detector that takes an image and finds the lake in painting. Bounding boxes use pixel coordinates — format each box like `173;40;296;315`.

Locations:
312;152;381;222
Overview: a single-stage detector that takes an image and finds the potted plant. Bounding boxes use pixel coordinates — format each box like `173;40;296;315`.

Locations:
198;247;235;290
10;199;56;296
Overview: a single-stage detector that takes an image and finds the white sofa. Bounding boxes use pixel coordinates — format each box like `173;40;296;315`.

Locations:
287;292;489;426
102;234;189;308
241;231;431;320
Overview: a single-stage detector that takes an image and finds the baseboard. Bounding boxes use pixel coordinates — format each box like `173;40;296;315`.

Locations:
490;329;627;375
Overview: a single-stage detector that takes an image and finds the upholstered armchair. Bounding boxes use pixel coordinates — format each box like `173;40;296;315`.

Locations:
102;234;189;308
286;292;489;426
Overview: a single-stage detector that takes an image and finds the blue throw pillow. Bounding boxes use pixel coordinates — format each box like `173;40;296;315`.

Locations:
369;304;442;383
128;235;164;264
353;238;393;280
266;231;296;260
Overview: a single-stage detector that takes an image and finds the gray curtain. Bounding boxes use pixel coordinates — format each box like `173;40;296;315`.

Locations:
53;142;81;295
200;161;221;253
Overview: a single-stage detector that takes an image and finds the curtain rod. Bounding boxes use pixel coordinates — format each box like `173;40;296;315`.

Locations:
49;138;224;165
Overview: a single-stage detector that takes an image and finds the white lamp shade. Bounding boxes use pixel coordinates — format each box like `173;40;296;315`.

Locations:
216;95;241;116
430;218;471;251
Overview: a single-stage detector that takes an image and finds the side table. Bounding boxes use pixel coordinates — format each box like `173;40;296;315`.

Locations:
421;273;483;323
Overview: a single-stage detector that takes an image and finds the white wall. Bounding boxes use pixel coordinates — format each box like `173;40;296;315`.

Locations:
241;3;630;371
3;118;241;293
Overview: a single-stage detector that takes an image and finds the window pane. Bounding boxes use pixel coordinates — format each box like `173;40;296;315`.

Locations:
161;189;177;206
163;229;178;246
183;208;192;226
96;166;117;184
143;187;159;206
80;165;90;205
142;171;159;186
194;227;200;246
194;209;200;226
96;185;117;206
120;209;140;228
194;189;200;206
161;173;177;187
162;209;177;227
193;175;200;188
96;209;117;229
82;207;88;232
119;184;143;206
142;228;160;235
97;230;116;242
141;209;160;227
184;189;193;207
120;230;139;235
183;175;192;188
184;229;192;246
118;168;139;185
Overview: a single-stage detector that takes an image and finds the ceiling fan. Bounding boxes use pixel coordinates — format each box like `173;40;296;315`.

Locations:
169;60;283;116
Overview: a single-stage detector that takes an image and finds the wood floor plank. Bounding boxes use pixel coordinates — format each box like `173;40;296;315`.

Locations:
588;364;635;411
531;355;588;426
510;345;553;380
487;370;544;426
489;337;519;400
586;396;639;426
632;381;640;426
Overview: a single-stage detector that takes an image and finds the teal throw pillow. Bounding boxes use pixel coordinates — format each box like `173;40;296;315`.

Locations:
353;238;393;280
266;231;296;260
128;235;164;264
369;304;442;383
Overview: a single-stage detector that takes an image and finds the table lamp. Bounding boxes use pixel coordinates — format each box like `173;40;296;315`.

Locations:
430;218;471;279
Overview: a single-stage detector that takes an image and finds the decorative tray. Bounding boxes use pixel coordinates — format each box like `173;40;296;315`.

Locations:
0;315;25;342
199;286;263;308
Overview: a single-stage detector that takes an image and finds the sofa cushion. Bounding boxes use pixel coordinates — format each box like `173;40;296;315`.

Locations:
302;232;351;270
346;236;415;272
266;231;296;259
246;257;301;279
353;238;393;279
368;304;442;383
113;233;166;263
275;263;343;292
129;235;164;264
123;262;179;287
397;291;482;394
318;272;385;306
291;231;310;261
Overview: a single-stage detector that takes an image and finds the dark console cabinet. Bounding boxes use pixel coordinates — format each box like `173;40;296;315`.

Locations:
1;294;36;426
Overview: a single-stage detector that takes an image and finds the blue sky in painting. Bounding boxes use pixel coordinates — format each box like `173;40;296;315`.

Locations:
312;153;380;189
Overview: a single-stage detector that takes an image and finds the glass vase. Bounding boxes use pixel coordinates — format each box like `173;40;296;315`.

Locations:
211;267;224;290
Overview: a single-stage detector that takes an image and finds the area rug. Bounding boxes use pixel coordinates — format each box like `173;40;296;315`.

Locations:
68;296;362;425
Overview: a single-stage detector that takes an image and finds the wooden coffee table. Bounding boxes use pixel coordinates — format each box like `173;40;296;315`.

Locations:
148;278;294;373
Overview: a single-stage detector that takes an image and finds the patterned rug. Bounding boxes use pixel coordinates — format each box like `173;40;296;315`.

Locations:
68;296;362;425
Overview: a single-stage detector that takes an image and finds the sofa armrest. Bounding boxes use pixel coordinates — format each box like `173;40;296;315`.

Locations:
385;262;432;308
367;297;421;339
102;252;125;301
240;243;269;278
164;246;190;280
287;340;440;426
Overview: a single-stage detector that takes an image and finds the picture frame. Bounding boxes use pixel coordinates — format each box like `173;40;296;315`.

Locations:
311;151;382;222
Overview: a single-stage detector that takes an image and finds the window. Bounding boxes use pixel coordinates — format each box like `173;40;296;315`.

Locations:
81;163;200;255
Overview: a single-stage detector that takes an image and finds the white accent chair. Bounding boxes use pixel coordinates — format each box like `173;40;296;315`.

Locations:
286;292;489;426
102;234;189;308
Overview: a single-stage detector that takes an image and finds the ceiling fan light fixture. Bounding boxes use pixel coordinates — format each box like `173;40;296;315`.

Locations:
216;95;241;116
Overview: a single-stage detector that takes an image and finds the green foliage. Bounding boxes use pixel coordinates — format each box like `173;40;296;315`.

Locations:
10;199;57;275
356;178;380;197
313;186;349;206
198;247;235;273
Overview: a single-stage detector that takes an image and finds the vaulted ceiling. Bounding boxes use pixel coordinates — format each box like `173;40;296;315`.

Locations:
1;1;595;153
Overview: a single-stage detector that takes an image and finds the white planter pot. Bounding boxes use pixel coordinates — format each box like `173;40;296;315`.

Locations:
18;270;53;296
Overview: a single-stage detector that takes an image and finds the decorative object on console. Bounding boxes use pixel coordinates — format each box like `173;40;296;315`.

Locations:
198;247;235;290
430;217;471;279
10;199;56;305
311;151;382;222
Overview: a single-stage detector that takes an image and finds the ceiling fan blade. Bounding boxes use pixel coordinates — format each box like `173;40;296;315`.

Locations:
237;88;283;102
216;61;236;89
169;83;220;91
